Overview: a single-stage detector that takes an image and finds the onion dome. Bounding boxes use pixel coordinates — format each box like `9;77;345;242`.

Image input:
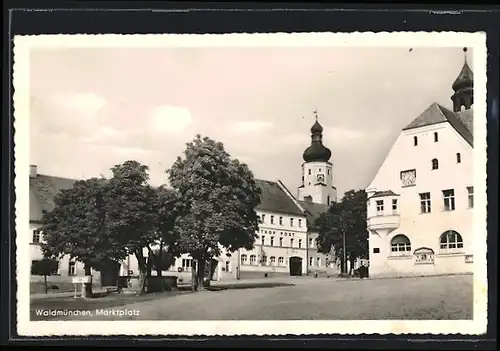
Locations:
302;118;332;163
303;143;332;163
310;120;323;134
452;47;473;92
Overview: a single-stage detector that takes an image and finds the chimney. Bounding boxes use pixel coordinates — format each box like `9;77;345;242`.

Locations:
29;165;37;178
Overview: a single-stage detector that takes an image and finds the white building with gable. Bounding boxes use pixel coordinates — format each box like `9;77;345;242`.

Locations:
366;48;475;277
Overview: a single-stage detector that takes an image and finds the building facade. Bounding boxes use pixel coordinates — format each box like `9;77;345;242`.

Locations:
366;48;474;278
28;119;336;283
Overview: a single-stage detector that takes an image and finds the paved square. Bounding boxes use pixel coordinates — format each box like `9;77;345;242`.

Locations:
31;274;472;320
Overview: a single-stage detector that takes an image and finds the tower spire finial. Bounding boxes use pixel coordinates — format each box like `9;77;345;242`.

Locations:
313;109;318;121
463;47;468;63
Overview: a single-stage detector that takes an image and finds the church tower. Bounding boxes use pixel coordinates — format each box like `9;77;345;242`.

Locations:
451;47;474;112
297;111;337;205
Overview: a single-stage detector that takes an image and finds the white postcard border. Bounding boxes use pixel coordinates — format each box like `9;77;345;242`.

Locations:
14;32;488;336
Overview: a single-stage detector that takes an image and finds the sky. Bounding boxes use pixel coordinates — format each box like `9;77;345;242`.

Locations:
29;45;472;198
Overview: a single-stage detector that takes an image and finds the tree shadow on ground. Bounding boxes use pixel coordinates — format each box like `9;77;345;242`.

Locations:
206;282;295;291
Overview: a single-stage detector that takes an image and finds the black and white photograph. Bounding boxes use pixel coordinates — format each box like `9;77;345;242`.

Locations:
14;32;488;336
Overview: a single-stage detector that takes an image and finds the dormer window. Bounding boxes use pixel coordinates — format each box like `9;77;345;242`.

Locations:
431;158;439;170
434;132;439;142
413;136;418;146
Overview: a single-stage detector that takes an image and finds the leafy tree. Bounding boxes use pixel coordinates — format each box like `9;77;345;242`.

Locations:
40;178;127;297
150;248;176;276
152;185;179;277
31;258;59;294
316;189;368;275
104;160;159;295
167;135;261;290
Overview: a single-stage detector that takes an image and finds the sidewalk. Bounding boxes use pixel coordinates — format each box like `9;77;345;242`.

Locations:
30;288;109;300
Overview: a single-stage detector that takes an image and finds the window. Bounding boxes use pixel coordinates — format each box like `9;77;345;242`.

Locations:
443;189;455;211
250;255;256;265
434;132;439;142
279;237;283;247
270;237;274;246
431;158;439;170
376;200;384;215
225;261;231;272
270;215;274;224
413;136;418;146
456;153;461;163
308;169;311;175
440;230;464;250
309;238;314;248
309;256;314;266
68;261;76;276
390;235;411;255
467;186;474;208
32;229;41;244
373;248;380;254
328;169;330;175
270;256;276;266
241;254;247;265
302;176;304;183
298;219;302;227
261;214;265;223
327;195;330;205
298;239;302;248
182;258;194;271
316;257;321;266
261;236;265;246
414;247;435;265
290;238;294;247
279;216;283;225
290;218;294;227
392;199;398;214
262;256;267;266
420;192;431;213
278;257;284;266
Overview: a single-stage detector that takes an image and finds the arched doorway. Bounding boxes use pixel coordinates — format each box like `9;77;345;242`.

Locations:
209;259;218;280
289;256;302;276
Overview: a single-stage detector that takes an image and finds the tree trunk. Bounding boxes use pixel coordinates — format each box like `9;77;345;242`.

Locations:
157;241;163;277
339;254;346;275
135;250;148;295
44;274;48;294
84;263;93;298
191;260;198;292
196;259;206;291
349;257;355;276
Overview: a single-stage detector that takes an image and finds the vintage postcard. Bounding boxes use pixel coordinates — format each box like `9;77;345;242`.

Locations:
14;32;488;336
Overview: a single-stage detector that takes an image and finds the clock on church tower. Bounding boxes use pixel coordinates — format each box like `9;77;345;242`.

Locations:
317;174;325;183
